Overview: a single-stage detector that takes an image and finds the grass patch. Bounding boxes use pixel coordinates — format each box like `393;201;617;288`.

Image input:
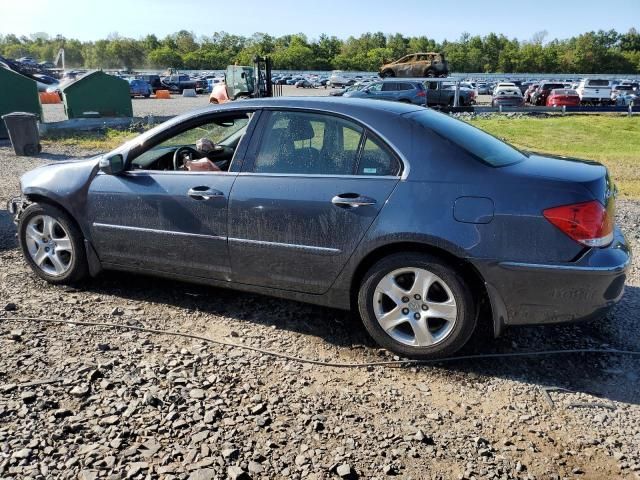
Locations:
42;128;141;151
467;115;640;199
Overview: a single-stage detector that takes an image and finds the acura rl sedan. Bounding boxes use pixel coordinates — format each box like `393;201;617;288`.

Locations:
8;98;630;359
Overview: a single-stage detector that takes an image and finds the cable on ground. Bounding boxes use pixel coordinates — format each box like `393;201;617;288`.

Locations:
3;315;640;369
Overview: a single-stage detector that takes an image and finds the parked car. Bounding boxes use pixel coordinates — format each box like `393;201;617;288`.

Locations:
531;82;566;105
8;98;629;359
546;89;580;107
138;74;163;93
194;79;208;94
614;91;639;106
523;83;539;103
493;82;516;94
32;74;60;92
295;79;314;89
379;52;449;78
576;78;612;105
329;70;351;87
329;85;365;97
491;87;524;107
344;80;427;105
611;84;635;101
160;71;198;93
424;81;474;107
476;83;491;95
128;79;151;98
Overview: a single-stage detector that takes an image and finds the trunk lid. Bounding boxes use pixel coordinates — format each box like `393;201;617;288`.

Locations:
506;153;614;206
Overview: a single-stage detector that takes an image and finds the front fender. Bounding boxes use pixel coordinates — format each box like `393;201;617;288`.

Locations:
20;157;101;238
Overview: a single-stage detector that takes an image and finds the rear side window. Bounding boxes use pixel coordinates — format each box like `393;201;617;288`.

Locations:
382;83;397;92
357;135;400;176
397;83;415;91
407;110;526;167
253;111;363;175
252;111;401;176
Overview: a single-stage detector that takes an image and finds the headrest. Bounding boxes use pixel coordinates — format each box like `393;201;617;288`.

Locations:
289;118;315;141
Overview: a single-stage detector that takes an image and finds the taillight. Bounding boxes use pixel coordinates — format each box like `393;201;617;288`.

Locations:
416;90;426;97
543;200;614;247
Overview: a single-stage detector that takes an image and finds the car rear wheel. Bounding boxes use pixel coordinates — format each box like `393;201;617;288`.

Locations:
381;70;395;78
358;253;476;359
18;202;89;285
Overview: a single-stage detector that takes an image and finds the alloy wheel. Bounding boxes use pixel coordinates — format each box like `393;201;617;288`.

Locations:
24;215;74;277
373;267;457;347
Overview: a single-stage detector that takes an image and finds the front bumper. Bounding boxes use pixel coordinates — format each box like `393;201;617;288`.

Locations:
474;226;631;332
7;196;24;220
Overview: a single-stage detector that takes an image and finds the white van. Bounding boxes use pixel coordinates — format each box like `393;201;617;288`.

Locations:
576;79;612;104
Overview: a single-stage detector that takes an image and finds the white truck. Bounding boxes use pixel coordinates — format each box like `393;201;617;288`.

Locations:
575;78;612;105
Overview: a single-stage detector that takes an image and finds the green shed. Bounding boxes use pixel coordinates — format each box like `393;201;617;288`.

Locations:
0;68;42;139
62;71;132;119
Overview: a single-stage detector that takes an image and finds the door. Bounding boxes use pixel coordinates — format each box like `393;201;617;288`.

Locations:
86;112;256;279
227;110;403;294
380;81;399;101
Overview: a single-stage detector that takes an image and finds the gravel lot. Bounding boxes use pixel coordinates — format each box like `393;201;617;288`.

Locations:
0;143;639;480
41;86;335;122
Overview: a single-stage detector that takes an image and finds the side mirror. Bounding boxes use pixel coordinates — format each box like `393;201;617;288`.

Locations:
99;154;124;175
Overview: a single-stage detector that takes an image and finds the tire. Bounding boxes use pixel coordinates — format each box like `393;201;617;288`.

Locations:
18;202;89;285
425;69;435;78
357;253;476;359
380;70;395;78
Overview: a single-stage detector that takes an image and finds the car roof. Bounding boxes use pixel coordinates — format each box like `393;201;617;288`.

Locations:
177;97;425;119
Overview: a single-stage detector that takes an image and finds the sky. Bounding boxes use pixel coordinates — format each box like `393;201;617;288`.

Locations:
1;0;639;42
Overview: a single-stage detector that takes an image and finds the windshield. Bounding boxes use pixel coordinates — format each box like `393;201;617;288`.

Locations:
407;110;526;167
586;79;610;87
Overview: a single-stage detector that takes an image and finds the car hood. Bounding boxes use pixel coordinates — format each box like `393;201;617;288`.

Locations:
20;156;102;201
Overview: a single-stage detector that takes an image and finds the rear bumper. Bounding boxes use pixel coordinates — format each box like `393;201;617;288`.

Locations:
474;226;631;332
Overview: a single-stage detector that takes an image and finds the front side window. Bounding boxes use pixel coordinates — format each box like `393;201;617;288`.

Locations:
131;114;250;171
252;111;402;177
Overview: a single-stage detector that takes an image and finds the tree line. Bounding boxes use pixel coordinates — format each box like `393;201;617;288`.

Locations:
1;29;639;73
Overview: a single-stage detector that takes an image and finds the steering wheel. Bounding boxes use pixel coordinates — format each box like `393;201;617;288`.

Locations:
173;146;201;170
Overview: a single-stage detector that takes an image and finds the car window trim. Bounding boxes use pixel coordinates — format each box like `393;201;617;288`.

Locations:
241;107;407;179
124;109;261;173
353;131;402;177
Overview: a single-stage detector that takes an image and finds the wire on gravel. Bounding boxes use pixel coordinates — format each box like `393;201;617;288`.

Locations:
3;315;640;369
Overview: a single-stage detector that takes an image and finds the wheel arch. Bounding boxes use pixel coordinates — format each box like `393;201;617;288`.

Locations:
349;241;493;331
22;193;90;240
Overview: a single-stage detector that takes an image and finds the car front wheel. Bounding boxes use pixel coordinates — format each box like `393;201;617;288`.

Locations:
18;202;89;285
358;253;476;359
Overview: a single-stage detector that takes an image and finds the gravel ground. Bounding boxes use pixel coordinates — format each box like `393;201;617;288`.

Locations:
40;87;493;123
0;143;639;480
41;86;335;123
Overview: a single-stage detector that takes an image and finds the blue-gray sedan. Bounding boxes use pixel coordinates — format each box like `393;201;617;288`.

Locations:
8;98;630;359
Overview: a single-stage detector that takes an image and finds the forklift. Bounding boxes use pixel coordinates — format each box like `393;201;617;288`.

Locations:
209;56;280;104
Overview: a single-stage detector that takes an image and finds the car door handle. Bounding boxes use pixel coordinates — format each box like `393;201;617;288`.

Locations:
331;193;377;208
187;187;224;200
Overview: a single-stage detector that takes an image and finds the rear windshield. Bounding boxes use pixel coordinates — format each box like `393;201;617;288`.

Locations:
551;89;577;95
586;79;610;87
407;110;526;167
616;85;633;90
541;83;565;90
